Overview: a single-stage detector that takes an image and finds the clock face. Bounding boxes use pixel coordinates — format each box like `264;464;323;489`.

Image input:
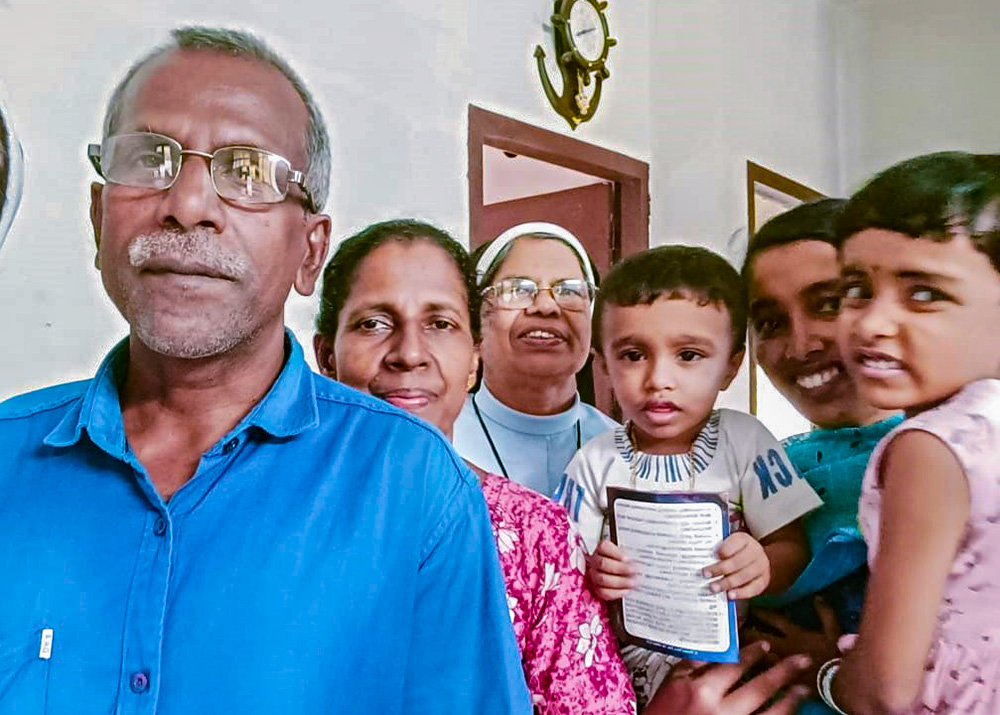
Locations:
568;0;605;64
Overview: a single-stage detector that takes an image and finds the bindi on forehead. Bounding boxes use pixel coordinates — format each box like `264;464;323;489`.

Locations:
843;231;963;272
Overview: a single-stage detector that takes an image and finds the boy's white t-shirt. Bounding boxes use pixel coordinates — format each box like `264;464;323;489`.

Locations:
555;408;823;553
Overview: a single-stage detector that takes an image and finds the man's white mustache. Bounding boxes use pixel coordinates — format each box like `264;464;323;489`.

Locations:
128;229;250;280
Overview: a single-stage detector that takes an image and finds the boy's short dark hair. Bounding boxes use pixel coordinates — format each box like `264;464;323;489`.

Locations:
836;151;1000;273
741;198;847;283
594;245;747;355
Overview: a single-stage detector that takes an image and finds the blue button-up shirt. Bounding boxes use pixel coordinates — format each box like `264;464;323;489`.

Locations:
0;334;531;714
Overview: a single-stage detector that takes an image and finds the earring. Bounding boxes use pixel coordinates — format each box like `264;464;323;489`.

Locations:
467;373;477;391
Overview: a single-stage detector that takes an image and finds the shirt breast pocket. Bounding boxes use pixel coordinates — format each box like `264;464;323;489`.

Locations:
0;628;52;713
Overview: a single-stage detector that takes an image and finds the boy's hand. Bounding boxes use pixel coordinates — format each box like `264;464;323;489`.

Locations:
587;539;638;601
702;532;770;599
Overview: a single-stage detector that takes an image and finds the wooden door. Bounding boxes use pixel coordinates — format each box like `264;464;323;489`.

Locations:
468;106;649;420
476;182;613;272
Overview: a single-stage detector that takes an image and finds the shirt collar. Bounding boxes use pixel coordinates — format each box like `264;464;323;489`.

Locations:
793;414;904;448
475;381;581;435
44;330;320;454
616;410;721;474
242;331;320;438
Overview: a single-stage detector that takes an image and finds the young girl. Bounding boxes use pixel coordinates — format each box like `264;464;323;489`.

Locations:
820;152;1000;714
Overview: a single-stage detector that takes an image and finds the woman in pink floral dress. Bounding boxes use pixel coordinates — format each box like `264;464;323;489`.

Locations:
313;219;635;714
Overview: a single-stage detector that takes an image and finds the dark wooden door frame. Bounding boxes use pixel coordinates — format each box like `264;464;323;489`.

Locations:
745;160;826;416
468;105;649;262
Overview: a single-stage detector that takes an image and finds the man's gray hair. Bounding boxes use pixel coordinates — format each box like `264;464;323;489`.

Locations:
101;26;331;211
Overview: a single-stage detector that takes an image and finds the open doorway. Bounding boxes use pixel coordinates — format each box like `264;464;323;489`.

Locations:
468;106;649;417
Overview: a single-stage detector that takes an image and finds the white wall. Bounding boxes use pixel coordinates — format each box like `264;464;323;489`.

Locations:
647;0;848;411
0;0;854;403
0;0;653;398
649;1;844;248
838;0;1000;189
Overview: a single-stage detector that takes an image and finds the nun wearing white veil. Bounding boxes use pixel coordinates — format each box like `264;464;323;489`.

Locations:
0;96;25;249
452;222;617;496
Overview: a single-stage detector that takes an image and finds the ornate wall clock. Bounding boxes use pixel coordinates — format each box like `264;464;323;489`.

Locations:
534;0;616;130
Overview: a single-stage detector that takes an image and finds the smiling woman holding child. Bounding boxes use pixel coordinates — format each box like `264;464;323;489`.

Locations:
554;245;822;707
818;153;1000;714
740;200;903;683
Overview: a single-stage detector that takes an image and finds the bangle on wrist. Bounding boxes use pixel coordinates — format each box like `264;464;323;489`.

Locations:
816;658;848;714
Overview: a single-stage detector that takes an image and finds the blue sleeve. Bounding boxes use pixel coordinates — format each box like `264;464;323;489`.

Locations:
403;461;532;714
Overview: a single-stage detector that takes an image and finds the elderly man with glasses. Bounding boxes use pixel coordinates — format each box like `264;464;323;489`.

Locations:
0;27;530;714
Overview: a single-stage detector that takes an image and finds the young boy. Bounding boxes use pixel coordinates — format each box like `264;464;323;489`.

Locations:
554;245;821;707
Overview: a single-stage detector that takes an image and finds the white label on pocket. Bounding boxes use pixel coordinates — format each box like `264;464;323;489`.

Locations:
39;628;53;660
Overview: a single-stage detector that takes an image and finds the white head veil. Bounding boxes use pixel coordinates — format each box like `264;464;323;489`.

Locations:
0;96;25;251
475;222;596;286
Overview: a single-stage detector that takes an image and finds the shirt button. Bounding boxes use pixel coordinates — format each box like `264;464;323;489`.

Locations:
222;438;239;454
153;517;167;537
130;671;149;693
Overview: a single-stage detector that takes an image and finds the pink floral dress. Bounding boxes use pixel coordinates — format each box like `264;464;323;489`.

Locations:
860;379;1000;713
482;472;636;714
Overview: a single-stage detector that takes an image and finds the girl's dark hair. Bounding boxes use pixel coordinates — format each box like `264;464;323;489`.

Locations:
741;198;847;282
470;233;601;292
316;219;480;339
836;151;1000;273
594;245;747;355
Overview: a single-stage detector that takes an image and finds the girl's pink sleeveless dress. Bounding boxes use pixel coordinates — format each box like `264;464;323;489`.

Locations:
860;379;1000;713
